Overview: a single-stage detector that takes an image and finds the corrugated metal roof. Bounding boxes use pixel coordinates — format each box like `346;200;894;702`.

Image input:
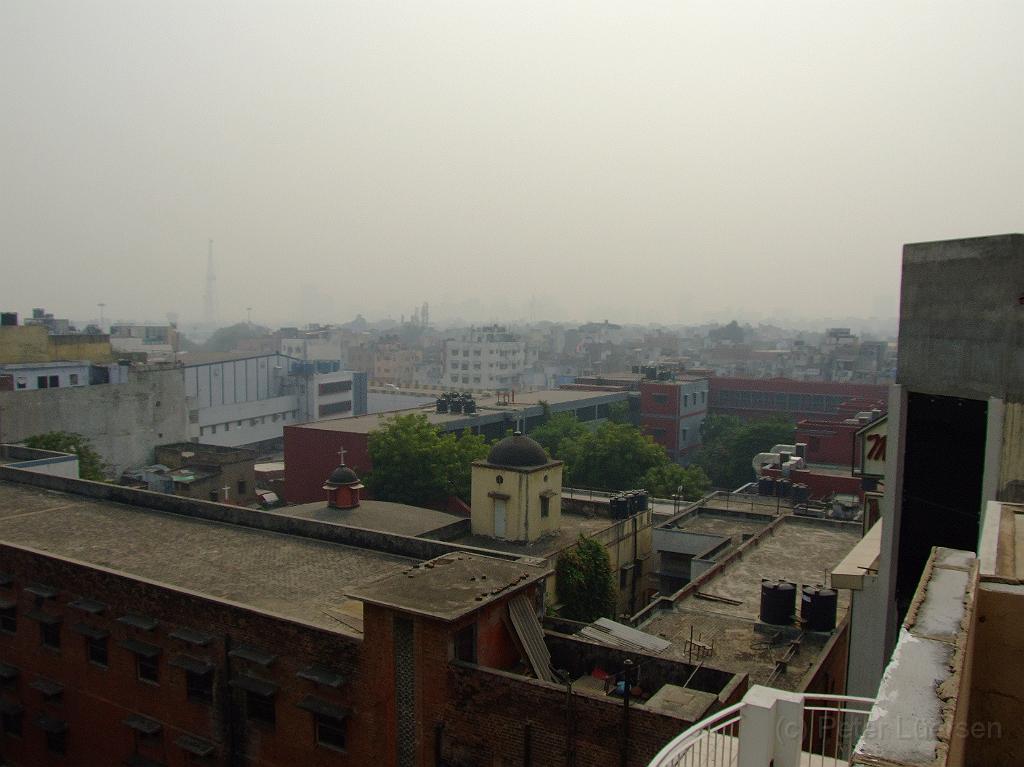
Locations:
577;617;671;655
508;594;557;684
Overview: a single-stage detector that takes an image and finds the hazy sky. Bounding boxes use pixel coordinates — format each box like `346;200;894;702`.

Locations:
2;2;1022;328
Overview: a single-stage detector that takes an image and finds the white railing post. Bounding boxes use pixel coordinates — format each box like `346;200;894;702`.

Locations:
738;686;803;767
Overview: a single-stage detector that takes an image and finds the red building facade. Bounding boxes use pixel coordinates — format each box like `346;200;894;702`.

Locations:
283;426;371;504
708;377;888;422
639;378;708;463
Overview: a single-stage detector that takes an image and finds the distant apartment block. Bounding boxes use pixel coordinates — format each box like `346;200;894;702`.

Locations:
443;325;526;391
109;324;180;360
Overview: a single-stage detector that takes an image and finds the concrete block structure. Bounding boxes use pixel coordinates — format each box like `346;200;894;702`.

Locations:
153;442;258;505
0;367;189;476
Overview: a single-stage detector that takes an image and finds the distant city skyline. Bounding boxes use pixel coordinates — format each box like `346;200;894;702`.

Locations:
3;3;1020;326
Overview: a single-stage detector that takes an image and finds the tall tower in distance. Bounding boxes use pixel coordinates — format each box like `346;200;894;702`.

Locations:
204;239;217;326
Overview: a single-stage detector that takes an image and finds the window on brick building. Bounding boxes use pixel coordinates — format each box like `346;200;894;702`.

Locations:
453;622;477;663
41;721;67;754
186;670;214;704
316;712;348;751
245;690;276;725
1;706;22;737
40;620;61;650
0;606;15;633
137;654;159;684
47;731;67;753
87;635;108;667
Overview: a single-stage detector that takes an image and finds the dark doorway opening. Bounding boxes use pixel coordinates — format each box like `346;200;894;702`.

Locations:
896;392;987;620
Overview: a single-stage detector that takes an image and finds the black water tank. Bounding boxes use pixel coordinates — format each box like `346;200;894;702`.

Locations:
634;491;649;511
757;476;773;496
449;398;463;413
463;398;476;414
0;312;16;327
436;397;449;413
760;579;797;625
792;483;810;504
610;495;630;519
776;479;791;498
801;585;838;632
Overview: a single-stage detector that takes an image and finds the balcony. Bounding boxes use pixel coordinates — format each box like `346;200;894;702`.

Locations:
648;686;874;767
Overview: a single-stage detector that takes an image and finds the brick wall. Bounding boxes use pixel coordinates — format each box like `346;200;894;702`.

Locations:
440;663;692;767
0;545;362;767
283;426;371;504
794;420;860;465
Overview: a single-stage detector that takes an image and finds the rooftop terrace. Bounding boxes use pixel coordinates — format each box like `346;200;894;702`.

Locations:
279;499;467;538
292;387;628;433
0;480;412;635
643;516;862;690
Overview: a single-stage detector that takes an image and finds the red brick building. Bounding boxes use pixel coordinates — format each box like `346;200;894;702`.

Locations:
0;464;746;766
708;377;888;422
283;389;632;504
639;378;709;463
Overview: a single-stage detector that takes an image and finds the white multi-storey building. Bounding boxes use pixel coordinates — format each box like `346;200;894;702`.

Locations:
109;324;180;360
182;352;367;449
443;325;526;392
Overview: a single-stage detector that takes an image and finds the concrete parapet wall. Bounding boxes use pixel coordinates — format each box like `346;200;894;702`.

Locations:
0;466;531;565
0;367;187;474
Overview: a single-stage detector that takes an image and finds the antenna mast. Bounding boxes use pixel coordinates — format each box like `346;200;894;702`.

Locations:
204;239;217;325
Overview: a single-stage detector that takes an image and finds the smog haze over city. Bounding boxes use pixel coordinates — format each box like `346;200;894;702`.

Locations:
2;2;1022;329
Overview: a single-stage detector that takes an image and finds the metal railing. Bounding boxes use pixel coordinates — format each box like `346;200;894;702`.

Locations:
649;701;745;767
648;691;875;767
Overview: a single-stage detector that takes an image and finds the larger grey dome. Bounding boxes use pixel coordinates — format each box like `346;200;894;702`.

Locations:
487;433;549;468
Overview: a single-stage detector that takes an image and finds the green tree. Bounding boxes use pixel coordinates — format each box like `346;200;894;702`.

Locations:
533;412;694;492
366;414;488;505
606;400;633;425
639;463;711;500
556;535;617;622
530;412;588;460
569;421;669;491
443;429;491;502
694;415;794;489
22;432;106;481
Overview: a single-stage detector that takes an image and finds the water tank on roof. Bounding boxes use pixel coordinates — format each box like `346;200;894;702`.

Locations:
801;585;838;632
758;476;773;496
436;397;449;414
0;312;16;327
792;483;810;504
463;397;477;414
760;579;797;625
610;495;630;519
449;397;463;414
634;490;649;511
776;479;791;498
794;442;807;459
